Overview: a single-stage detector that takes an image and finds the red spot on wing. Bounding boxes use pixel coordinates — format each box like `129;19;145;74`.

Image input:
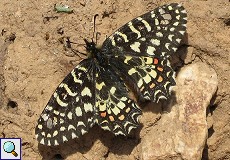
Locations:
153;58;159;64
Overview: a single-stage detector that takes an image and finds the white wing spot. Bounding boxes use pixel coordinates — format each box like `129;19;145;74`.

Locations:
159;8;166;14
77;121;86;127
176;15;180;20
170;27;175;31
54;140;59;145
81;129;87;135
101;125;110;131
72;132;77;138
121;97;128;101
149;69;157;78
151;39;160;46
124;56;132;64
117;101;125;109
45;105;53;111
137;79;143;87
81;87;92;97
179;31;185;35
168;34;174;41
147;46;156;55
41;114;49;121
84;103;93;112
151;11;156;18
67;112;73;119
63;136;68;142
38;124;42;129
96;82;105;90
112;107;120;115
128;68;137;75
52;117;57;126
155;19;159;25
76;96;79;102
53;130;58;137
181;10;187;13
40;138;45;145
143;74;151;83
156;32;163;37
165;43;170;50
68;125;76;130
173;22;179;26
60;126;66;131
161;19;169;25
53;110;59;115
110;87;116;94
60;113;65;117
176;38;181;43
98;102;106;111
60;118;64;124
130;42;141;52
168;6;173;10
172;47;177;52
75;107;82;116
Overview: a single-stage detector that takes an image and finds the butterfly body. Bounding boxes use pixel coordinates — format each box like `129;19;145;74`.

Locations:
35;3;187;146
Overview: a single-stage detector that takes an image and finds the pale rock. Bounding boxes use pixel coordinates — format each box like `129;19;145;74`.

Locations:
141;62;218;160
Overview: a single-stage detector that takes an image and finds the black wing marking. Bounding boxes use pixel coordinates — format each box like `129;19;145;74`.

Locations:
101;3;187;58
35;59;96;146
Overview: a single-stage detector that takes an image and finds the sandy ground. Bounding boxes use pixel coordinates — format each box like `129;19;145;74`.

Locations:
0;0;229;160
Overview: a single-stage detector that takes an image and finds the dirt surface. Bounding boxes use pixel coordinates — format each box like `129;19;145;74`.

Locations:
0;0;229;160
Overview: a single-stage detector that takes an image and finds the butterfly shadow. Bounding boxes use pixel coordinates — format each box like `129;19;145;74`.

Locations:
38;124;142;159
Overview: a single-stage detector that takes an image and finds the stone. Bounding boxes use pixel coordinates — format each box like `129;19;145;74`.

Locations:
141;62;218;160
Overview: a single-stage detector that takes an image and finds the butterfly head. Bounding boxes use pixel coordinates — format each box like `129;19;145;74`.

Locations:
84;38;96;50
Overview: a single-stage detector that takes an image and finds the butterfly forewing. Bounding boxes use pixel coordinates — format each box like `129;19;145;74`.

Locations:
35;59;96;146
102;3;187;58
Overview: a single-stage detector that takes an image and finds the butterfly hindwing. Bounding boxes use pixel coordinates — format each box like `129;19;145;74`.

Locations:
109;55;175;101
35;59;96;146
95;66;141;135
102;3;187;58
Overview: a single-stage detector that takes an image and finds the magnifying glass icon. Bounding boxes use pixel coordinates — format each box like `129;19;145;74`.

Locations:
3;141;18;157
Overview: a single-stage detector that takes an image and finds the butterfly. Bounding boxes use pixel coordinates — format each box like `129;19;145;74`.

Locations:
35;3;187;146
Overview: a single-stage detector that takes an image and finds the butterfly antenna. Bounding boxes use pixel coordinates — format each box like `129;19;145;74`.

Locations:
92;14;99;44
96;32;101;45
